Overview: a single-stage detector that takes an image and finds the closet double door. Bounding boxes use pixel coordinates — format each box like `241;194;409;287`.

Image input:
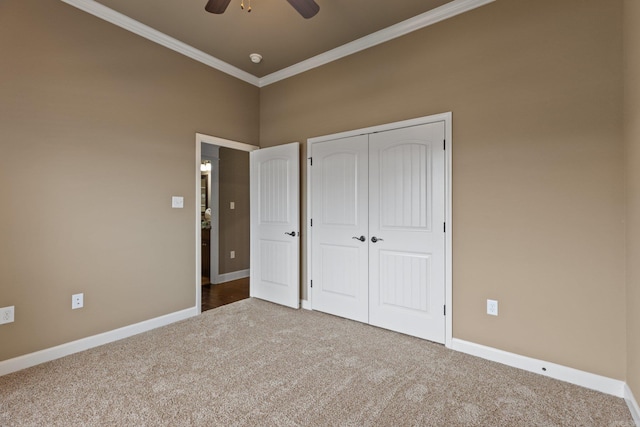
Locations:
311;122;446;343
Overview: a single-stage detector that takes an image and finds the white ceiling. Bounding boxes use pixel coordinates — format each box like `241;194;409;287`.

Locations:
62;0;494;86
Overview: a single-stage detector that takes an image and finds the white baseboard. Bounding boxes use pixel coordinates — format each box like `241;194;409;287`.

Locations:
450;338;625;398
625;383;640;426
300;299;311;310
214;269;250;284
0;307;198;377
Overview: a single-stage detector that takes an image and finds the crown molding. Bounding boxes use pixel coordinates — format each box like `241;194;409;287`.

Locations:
258;0;495;87
60;0;260;86
60;0;494;88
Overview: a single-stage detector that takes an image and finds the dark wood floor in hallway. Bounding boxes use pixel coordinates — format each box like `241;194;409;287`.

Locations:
201;277;249;312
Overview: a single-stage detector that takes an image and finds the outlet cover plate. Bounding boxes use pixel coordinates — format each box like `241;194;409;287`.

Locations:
72;293;84;309
0;306;15;325
487;299;498;316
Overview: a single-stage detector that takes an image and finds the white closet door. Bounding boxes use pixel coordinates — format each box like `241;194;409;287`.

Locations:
250;142;300;309
368;122;446;342
311;135;369;322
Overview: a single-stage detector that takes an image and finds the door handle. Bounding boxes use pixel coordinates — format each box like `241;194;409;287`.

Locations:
352;235;366;242
285;231;296;237
371;236;384;243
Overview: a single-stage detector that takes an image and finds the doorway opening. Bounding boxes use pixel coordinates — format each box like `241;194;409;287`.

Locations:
196;134;259;313
201;277;250;312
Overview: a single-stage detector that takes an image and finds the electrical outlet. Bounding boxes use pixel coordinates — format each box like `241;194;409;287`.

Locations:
0;306;15;325
230;251;235;259
230;201;235;210
487;299;498;316
72;293;84;310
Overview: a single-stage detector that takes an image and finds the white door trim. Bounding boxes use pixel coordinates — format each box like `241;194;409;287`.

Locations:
306;112;453;347
195;133;259;313
201;145;219;284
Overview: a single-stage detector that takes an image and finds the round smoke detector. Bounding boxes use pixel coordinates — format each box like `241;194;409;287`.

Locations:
249;53;263;64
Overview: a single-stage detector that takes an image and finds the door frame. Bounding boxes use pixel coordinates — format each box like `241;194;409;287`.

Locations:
195;133;259;313
306;112;453;347
201;144;219;284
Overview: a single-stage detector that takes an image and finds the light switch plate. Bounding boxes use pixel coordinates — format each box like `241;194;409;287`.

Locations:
230;201;235;210
171;196;184;209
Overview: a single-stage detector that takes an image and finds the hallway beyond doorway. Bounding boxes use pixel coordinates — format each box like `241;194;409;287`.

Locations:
201;277;249;312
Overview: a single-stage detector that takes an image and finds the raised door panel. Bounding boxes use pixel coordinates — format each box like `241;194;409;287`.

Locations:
379;251;431;312
258;158;290;224
311;135;369;323
379;143;432;231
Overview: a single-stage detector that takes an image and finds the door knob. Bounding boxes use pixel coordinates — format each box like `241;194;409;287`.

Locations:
285;231;296;236
352;235;366;242
371;236;384;243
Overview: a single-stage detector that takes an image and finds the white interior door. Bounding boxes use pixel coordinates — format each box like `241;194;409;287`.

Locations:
250;143;300;309
311;135;369;322
368;122;446;342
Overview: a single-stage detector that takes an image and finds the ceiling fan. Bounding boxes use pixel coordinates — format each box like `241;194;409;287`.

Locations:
205;0;320;19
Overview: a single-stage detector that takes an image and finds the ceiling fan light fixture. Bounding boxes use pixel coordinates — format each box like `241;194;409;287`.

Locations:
250;53;263;64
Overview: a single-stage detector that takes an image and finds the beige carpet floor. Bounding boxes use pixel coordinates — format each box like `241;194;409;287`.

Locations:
0;298;635;426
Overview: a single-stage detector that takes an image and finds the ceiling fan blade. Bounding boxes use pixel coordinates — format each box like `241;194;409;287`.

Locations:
205;0;232;14
286;0;320;19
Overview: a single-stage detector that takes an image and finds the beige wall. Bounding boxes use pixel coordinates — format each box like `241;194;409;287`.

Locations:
261;0;626;379
1;0;633;390
625;0;640;399
0;0;259;361
218;148;250;274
